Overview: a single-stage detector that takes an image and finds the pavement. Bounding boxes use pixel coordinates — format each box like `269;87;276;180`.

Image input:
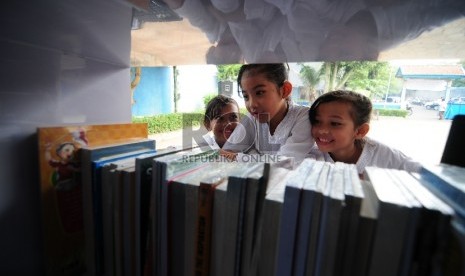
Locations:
369;106;451;166
150;106;452;166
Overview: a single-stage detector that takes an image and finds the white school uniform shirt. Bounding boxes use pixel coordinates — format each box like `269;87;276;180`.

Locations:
223;102;313;165
200;132;221;150
175;0;227;43
175;0;464;62
369;0;465;51
307;136;423;175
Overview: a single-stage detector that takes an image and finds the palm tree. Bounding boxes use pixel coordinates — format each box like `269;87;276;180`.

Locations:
299;64;322;102
320;61;390;98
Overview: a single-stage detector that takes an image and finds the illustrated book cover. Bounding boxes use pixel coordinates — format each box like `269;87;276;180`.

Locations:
37;123;148;275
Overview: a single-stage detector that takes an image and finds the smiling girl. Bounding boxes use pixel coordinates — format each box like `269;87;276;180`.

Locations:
221;63;313;165
202;95;240;149
308;90;422;175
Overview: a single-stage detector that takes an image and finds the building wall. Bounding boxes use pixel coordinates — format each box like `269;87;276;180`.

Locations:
132;67;174;116
177;65;219;112
403;79;448;91
0;1;132;274
451;87;465;98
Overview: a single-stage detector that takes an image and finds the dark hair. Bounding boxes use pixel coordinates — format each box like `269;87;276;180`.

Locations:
236;63;289;96
55;142;76;155
203;95;239;129
309;90;372;127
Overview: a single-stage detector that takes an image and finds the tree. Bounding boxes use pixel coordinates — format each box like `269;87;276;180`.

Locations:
345;61;391;98
173;66;180;112
452;61;465;87
299;63;322;101
216;64;241;81
321;61;391;99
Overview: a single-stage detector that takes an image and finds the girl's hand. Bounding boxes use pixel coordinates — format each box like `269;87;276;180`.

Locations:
219;149;238;161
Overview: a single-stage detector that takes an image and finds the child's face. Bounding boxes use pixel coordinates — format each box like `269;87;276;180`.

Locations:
311;101;362;156
58;144;75;161
240;73;288;124
209;103;240;147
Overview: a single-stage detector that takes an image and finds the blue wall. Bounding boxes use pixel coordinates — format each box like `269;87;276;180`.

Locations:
132;67;173;116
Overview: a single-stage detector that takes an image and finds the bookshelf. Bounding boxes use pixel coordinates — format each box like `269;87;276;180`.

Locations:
3;0;465;275
38;141;464;276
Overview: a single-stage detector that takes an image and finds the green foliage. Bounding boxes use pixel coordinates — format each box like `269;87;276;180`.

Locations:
133;106;407;135
216;64;242;81
319;61;391;98
298;63;323;101
453;79;465;87
299;64;322;88
321;61;361;92
346;62;391;97
132;112;203;134
203;94;217;109
375;109;409;118
452;61;465;87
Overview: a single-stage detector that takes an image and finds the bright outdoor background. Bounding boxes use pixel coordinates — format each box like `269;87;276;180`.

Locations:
132;60;464;166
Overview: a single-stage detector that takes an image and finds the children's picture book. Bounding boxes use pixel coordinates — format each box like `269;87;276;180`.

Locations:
37;123;148;276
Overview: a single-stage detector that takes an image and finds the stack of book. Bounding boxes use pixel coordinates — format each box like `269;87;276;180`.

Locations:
38;124;465;276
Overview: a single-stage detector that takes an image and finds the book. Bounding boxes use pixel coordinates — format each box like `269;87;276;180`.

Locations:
413;163;465;276
151;148;217;276
221;162;270;276
292;160;325;276
336;163;364;276
396;170;454;276
275;159;316;276
100;158;135;276
80;138;156;275
211;162;277;276
94;150;155;276
416;163;465;222
384;169;422;276
100;163;117;276
121;166;137;276
210;163;270;275
171;161;247;276
195;174;225;276
210;178;229;276
313;162;345;276
256;166;292;276
168;171;193;276
37;123;149;275
304;161;331;276
364;166;421;276
108;148;183;276
240;162;270;276
133;147;187;276
111;165;126;276
351;178;379;276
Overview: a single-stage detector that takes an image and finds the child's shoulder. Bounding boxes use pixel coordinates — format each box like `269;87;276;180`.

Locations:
364;137;405;157
288;103;310;123
290;102;310;115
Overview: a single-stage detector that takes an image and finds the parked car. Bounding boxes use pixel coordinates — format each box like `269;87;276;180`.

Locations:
410;98;425;106
425;101;440;110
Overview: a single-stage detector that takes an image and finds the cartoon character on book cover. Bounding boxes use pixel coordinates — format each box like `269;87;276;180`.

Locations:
38;123;148;276
44;129;88;231
39;127;88;275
